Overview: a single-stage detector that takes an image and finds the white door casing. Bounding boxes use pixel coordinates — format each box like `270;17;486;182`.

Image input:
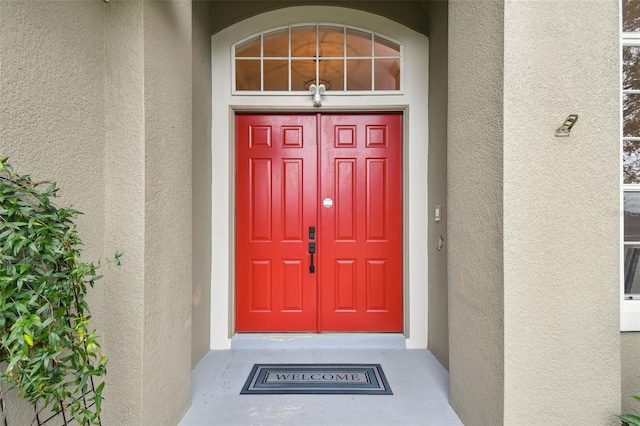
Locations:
211;6;429;349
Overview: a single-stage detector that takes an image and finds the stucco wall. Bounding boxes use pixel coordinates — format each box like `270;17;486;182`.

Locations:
427;0;449;370
0;1;194;424
142;1;193;424
0;1;107;423
503;1;620;423
622;333;640;414
447;1;504;424
103;1;145;424
450;1;622;423
0;0;105;280
192;0;213;369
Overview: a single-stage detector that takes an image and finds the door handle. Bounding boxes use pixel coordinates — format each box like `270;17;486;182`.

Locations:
309;242;316;274
308;226;316;274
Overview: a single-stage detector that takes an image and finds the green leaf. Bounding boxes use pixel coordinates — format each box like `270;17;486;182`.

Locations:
6;356;20;374
619;414;640;426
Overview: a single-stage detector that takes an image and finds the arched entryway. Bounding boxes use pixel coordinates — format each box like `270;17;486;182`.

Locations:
205;5;432;350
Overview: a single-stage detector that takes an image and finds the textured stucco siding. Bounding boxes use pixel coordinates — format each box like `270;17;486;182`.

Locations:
192;0;213;369
0;0;193;424
503;1;620;424
0;0;632;424
0;1;107;423
427;0;449;370
0;0;105;271
142;1;193;424
448;1;504;424
622;333;640;415
103;1;145;424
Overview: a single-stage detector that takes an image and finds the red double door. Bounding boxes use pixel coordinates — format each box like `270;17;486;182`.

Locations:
235;113;403;332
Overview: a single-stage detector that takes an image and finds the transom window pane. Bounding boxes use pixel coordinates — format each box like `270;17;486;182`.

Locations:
233;25;402;93
264;30;289;57
235;59;260;91
375;59;400;90
236;36;260;58
320;60;345;91
347;59;371;90
264;60;288;91
319;26;344;57
374;35;400;57
291;60;315;90
291;26;316;57
347;29;372;56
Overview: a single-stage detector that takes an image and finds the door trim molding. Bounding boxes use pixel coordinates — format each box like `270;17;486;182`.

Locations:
211;6;429;349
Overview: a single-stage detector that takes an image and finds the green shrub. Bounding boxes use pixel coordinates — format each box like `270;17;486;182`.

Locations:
0;158;120;425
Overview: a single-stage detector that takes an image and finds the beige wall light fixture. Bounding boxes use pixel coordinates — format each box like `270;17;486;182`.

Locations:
555;114;579;137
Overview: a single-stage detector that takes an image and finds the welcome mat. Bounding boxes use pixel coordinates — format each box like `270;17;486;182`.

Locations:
240;364;393;395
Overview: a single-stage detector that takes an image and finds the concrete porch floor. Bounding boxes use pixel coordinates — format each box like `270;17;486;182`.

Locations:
179;335;462;426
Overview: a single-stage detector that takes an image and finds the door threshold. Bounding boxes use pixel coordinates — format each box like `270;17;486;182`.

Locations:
230;333;406;350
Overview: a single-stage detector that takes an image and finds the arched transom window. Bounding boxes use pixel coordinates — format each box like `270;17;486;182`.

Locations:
233;25;402;93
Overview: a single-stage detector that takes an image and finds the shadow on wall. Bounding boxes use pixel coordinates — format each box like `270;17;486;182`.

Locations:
208;0;430;36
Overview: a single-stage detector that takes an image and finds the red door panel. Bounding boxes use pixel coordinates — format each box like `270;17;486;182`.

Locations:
318;114;403;331
236;113;402;332
235;114;317;331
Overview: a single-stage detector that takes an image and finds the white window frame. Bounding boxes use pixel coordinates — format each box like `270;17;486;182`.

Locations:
621;31;640;331
231;24;404;96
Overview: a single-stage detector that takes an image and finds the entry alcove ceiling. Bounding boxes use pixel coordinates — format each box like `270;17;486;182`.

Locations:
208;0;431;36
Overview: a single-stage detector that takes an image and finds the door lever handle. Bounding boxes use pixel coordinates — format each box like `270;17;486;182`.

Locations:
309;242;316;274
